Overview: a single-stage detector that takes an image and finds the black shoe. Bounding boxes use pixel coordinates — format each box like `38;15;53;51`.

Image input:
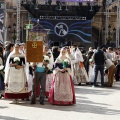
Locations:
86;82;90;85
106;85;112;87
26;98;29;101
93;84;99;87
40;102;45;105
1;94;4;97
101;85;105;88
78;83;81;86
0;94;4;99
30;101;35;104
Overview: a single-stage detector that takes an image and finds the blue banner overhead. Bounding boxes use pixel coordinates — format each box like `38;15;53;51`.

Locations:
32;18;92;43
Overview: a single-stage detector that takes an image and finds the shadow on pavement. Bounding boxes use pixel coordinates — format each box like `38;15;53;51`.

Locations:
9;85;120;116
0;115;26;120
14;98;120;115
2;82;120;115
75;87;113;95
0;106;8;109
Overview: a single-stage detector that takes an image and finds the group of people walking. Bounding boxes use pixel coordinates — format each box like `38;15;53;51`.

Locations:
0;42;77;105
0;41;120;105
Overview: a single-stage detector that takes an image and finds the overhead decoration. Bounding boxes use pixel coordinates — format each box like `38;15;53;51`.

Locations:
21;0;101;19
32;18;92;43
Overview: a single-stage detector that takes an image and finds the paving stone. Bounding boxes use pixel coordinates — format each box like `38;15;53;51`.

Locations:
0;82;120;120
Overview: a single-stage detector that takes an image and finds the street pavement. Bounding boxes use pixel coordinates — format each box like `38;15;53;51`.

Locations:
0;82;120;120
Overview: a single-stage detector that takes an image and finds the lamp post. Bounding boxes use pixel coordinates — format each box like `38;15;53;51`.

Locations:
8;23;16;43
103;25;116;46
108;25;116;39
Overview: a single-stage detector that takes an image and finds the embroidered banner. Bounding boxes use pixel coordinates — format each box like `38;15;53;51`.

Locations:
26;41;43;62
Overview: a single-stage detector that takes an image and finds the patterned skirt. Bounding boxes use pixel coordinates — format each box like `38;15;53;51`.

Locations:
48;72;76;105
5;67;29;99
45;74;53;97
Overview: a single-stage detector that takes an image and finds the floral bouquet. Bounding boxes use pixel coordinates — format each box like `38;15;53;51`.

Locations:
43;55;50;73
13;57;20;65
46;52;51;58
43;55;49;64
62;59;69;68
89;59;94;68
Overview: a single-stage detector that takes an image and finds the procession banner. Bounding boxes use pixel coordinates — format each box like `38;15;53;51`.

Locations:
26;41;43;62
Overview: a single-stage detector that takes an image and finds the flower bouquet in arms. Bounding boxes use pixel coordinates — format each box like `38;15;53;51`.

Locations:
62;59;69;73
43;55;50;73
43;56;49;64
62;59;69;68
14;57;20;65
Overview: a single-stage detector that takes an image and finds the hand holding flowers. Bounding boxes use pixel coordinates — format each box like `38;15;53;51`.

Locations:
14;57;20;65
43;56;49;63
43;55;49;66
61;59;70;73
13;57;21;69
62;59;69;68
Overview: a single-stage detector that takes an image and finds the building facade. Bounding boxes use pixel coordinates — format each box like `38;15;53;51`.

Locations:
4;0;118;46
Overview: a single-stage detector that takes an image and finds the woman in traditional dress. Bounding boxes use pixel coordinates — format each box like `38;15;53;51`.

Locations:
4;44;29;103
42;46;54;97
45;52;54;97
48;47;76;105
85;50;94;74
71;47;88;85
0;46;4;99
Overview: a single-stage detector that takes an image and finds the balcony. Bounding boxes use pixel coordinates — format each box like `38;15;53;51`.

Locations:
5;0;26;12
5;0;103;15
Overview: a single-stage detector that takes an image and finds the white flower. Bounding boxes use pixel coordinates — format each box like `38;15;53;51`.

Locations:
43;55;50;63
89;59;93;62
44;56;49;61
13;57;20;62
0;65;4;70
64;59;69;63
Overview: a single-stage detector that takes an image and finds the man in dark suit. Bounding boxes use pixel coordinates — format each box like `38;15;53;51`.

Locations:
92;47;107;87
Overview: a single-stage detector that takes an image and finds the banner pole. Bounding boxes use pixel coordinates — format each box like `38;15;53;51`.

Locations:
33;65;36;104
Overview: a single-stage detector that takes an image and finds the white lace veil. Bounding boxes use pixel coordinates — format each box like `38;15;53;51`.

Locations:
4;47;15;83
4;45;27;83
74;47;84;62
58;47;68;59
